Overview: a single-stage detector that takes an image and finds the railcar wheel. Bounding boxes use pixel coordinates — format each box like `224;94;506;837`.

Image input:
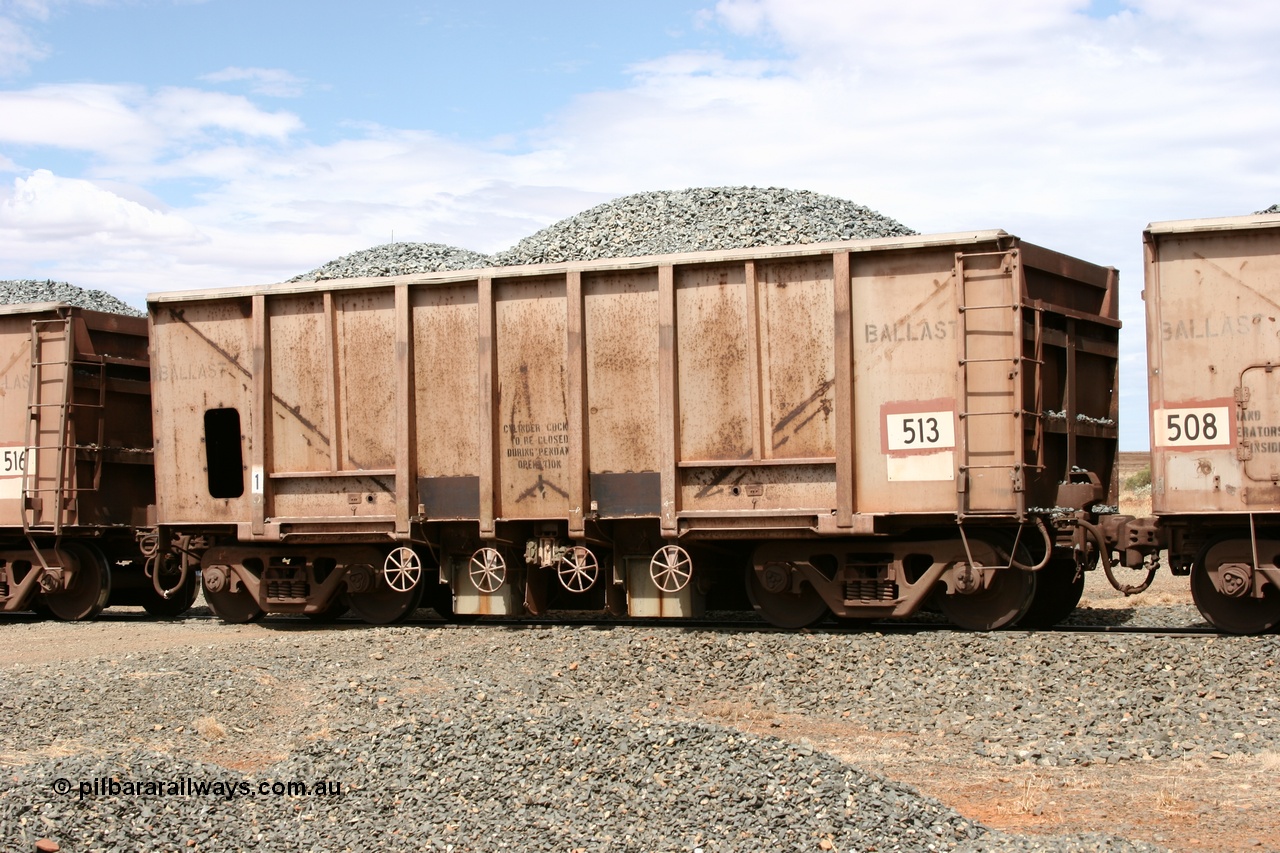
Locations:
938;565;1036;632
347;579;424;625
43;543;111;621
1191;539;1280;635
745;562;828;629
1015;552;1086;630
203;567;263;624
306;594;350;623
469;547;507;593
558;546;598;593
650;545;693;593
383;547;423;593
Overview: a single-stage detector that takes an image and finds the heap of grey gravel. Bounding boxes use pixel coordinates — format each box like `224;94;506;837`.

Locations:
0;280;142;317
0;623;1173;852
490;186;915;266
1256;204;1280;214
289;242;495;282
287;186;915;280
16;600;1278;852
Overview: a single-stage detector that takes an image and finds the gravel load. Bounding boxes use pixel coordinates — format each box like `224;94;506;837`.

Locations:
1256;204;1280;214
289;242;495;282
6;611;1252;852
0;280;142;317
490;186;915;266
287;187;916;281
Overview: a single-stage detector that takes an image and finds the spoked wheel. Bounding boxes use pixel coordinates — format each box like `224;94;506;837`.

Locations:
383;546;424;593
938;565;1036;631
1015;550;1086;630
42;543;112;621
745;561;828;629
557;546;599;593
203;566;263;624
1191;539;1280;635
650;545;693;593
469;547;507;593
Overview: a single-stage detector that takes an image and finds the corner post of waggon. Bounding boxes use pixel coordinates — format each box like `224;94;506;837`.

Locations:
147;230;1123;629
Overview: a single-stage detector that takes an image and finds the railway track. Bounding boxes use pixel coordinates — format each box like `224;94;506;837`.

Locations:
0;608;1220;636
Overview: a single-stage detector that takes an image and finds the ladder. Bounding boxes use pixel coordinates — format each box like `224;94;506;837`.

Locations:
22;316;106;539
954;250;1045;519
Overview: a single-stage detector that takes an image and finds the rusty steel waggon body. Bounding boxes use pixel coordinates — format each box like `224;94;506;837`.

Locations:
147;230;1124;629
1142;213;1280;633
0;304;198;620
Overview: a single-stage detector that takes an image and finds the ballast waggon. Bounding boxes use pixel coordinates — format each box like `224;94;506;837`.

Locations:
1135;212;1280;633
0;303;199;620
145;230;1129;629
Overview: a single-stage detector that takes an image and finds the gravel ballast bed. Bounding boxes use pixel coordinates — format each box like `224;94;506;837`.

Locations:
7;614;1269;851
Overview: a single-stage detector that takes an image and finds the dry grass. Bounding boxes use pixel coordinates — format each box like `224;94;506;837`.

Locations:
193;715;227;742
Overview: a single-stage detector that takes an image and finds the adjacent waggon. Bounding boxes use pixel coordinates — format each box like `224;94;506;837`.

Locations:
1142;212;1280;633
0;304;198;620
146;230;1126;629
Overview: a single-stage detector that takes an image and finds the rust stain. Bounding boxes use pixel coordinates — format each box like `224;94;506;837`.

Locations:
772;378;835;448
166;306;331;450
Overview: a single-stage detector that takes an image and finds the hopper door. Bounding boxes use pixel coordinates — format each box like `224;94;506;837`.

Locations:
955;250;1027;516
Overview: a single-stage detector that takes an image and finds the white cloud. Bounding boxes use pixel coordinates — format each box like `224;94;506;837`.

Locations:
0;14;49;76
201;66;308;98
0;84;302;163
0;168;205;242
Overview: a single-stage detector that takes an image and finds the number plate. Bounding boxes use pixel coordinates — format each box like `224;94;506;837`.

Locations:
1153;403;1233;450
881;400;957;482
884;410;956;452
0;447;27;476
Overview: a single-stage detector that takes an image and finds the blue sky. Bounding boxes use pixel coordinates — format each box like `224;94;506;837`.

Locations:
3;0;1280;449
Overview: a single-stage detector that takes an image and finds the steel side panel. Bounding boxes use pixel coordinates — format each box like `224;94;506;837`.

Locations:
267;294;333;474
1147;224;1280;513
851;248;968;513
676;263;753;462
333;289;396;472
583;270;661;476
756;257;837;460
150;300;254;524
413;285;479;479
494;278;571;518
